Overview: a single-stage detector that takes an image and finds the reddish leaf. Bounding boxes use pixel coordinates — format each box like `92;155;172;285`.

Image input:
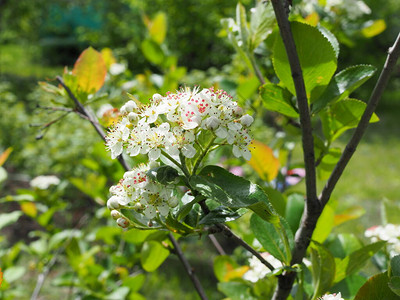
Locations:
248;140;279;182
72;47;107;94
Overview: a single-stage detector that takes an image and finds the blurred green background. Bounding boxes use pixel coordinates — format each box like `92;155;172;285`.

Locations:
0;0;399;299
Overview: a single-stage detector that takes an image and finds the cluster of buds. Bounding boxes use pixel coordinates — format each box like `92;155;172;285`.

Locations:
365;224;400;257
107;163;179;227
106;87;253;162
318;293;344;300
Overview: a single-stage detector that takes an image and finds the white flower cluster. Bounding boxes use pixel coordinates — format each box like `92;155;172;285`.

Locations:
365;224;400;257
30;175;60;190
318;293;343;300
107;163;178;225
302;0;370;20
106;87;253;162
243;253;282;283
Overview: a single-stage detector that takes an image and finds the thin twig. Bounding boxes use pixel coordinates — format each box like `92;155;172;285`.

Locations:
208;234;226;256
56;78;208;300
320;32;400;207
249;54;266;85
168;233;209;300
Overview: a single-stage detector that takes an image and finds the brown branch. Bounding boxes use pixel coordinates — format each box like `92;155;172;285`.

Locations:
320;32;400;207
56;77;208;300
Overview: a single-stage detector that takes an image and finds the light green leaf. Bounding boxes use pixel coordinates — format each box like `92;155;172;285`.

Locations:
312;65;377;113
335;241;386;283
218;281;257;300
141;39;165;65
317;25;339;58
354;272;399;300
148;12;167;44
236;2;250;52
260;83;299;118
310;241;336;299
3;266;26;283
285;193;304;233
273;21;337;102
317;147;341;180
0;211;23;230
320;98;379;142
249;1;275;51
122;274;146;292
190;165;279;224
361;19;386;38
140;241;170;272
106;287;130;300
312;203;335;244
214;255;239;282
250;214;293;264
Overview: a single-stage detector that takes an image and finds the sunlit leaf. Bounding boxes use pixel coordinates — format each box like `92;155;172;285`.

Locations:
305;12;320;26
72;47;107;94
20;202;37;218
248;140;280;182
361;20;386;38
140;241;170;272
260;83;299;118
141;39;165;65
334;205;365;226
218;281;257;300
312;203;335;243
148;12;167;44
101;47;117;69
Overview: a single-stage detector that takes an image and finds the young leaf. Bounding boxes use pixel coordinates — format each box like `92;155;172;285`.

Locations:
249;1;275;51
312;203;335;244
310;241;336;299
260;83;299;118
312;65;377;113
72;47;107;94
273;22;337;102
140;241;170;272
236;2;250;52
334;241;386;284
361;19;387;38
148;12;167;45
354;272;399;300
285;193;304;233
247;140;280;182
250;214;294;264
320;98;379;142
190;165;279;224
199;206;245;225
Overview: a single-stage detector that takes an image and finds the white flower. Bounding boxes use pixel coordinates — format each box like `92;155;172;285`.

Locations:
365;224;400;257
240;114;254;127
120;100;137;114
109;63;126;75
243;253;282;282
30;175;60;190
318;293;344;300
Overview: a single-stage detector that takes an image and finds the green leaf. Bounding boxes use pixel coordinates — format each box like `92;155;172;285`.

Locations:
0;211;23;230
190;165;279;224
199;207;246;225
214;255;239;282
260;83;299;118
335;241;386;283
312;203;335;244
122;274;146;292
317;147;341;180
3;266;25;283
354;272;399;300
165;214;194;234
72;47;107;94
326;233;362;259
106;287;130;300
147;165;179;185
317;25;339;58
391;255;400;277
218;281;257;300
95;226;121;245
330;274;366;299
388;276;400;296
123;229;158;244
236;2;250;52
141;39;165;65
312;65;377;113
249;1;275;51
320;98;379;142
148;12;167;44
250;214;293;264
140;241;170;272
284;193;304;233
264;187;286;217
273;22;337;102
310;241;336;299
361;20;386;38
237;76;260;101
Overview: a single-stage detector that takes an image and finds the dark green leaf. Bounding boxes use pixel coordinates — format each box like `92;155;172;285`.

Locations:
165;214;194;234
318;25;340;58
335;241;386;283
264;187;286;217
190;165;279;224
273;22;337;102
250;214;293;264
140;241;170;272
326;233;362;259
260;83;299;118
389;276;400;296
147;165;179;185
354;272;399;300
313;65;377;113
331;274;366;299
391;255;400;277
199;206;246;225
310;241;336;298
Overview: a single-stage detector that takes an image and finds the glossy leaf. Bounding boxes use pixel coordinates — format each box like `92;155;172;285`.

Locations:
72;47;107;94
190;165;279;224
361;20;386;38
165;214;194;234
273;22;337;102
199;206;245;225
310;241;336;298
285;193;304;233
264;187;286;217
248;140;280;182
354;272;399;300
313;65;377;113
140;241;170;272
250;214;293;263
318;25;340;58
260;83;299;118
335;241;386;283
321;98;379;142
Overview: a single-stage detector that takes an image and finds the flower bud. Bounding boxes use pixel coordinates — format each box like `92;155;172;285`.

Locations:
121;100;137;114
153;93;163;101
168;196;179;208
205;116;220;130
234;106;243;116
134;202;144;212
116;217;129;228
107;196;121;210
127;112;138;123
240;114;254;127
110;210;121;220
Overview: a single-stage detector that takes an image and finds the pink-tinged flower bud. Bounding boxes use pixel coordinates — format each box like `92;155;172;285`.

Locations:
107;196;121;210
153;93;163;101
110;210;121;220
205;116;220;130
116;217;129;228
240;114;254;127
168;196;179;208
234;106;243;116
